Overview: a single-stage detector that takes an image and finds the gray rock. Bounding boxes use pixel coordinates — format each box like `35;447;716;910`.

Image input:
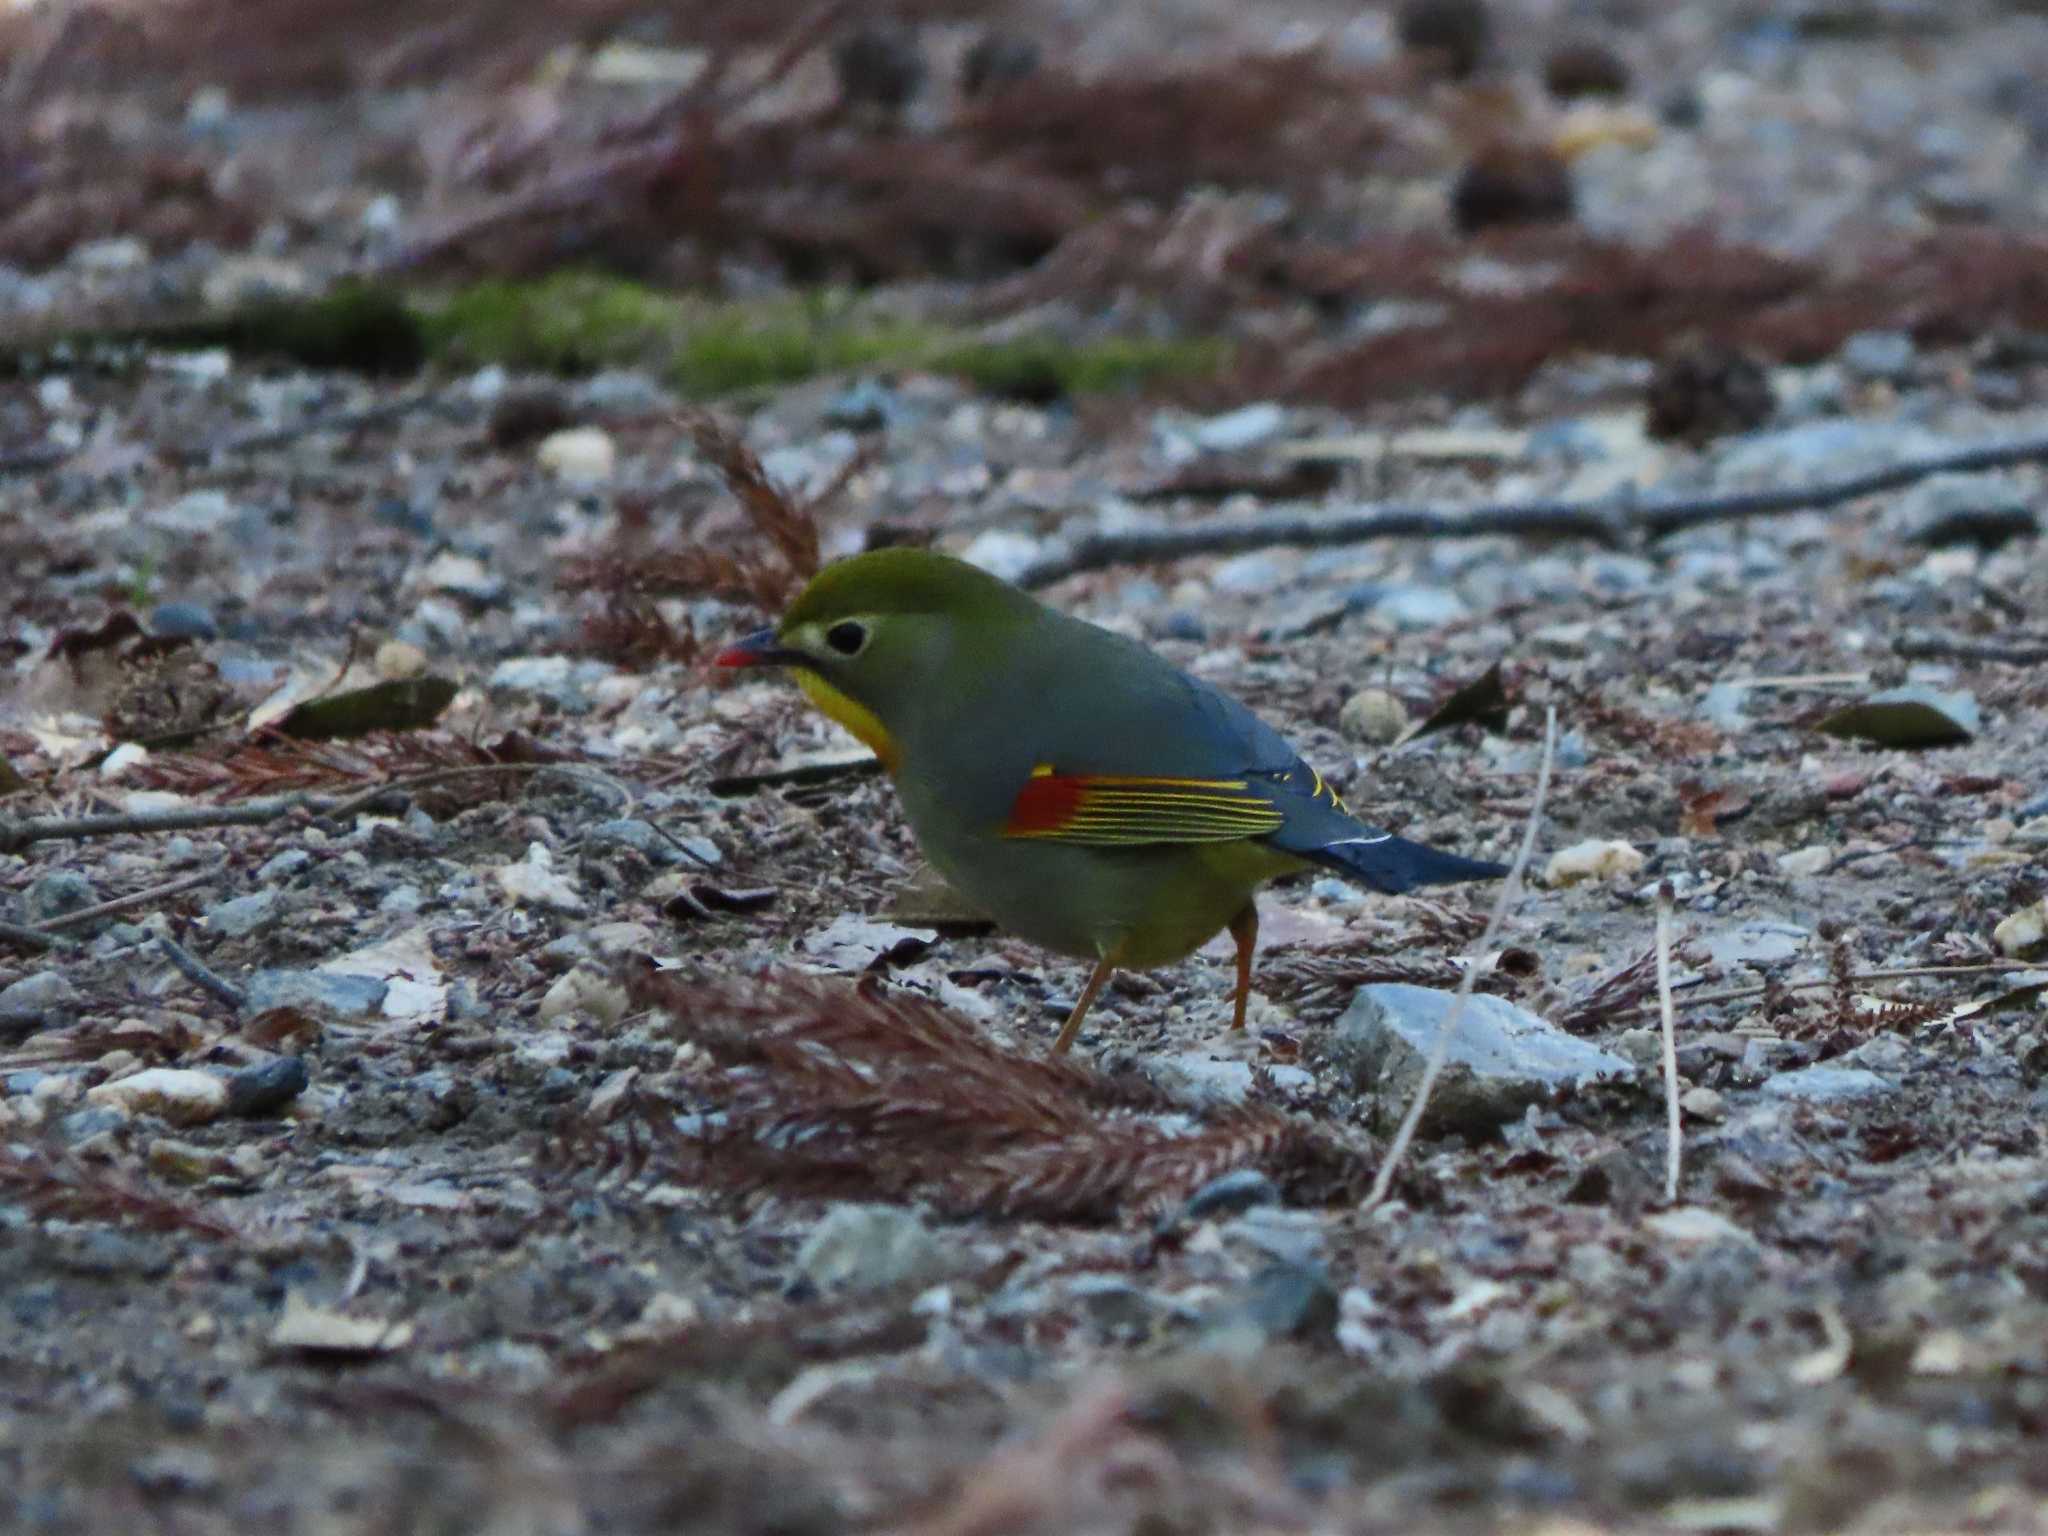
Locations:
1695;682;1751;730
1367;585;1470;631
1333;984;1634;1133
1149;1053;1314;1107
5;1071;49;1096
1210;550;1298;595
795;1204;943;1294
0;971;79;1033
204;890;278;939
24;870;98;925
586;818;703;867
225;1056;309;1117
1189;402;1286;453
1741;1038;1817;1075
256;849;314;884
147;490;246;536
241;969;388;1021
822;378;903;431
149;601;218;639
1886;472;2038;548
58;1107;130;1144
1065;1274;1160;1336
1717;419;1946;485
1211;1262;1339;1344
1182;1169;1280;1221
1699;919;1809;970
577;369;670;414
1218;1207;1327;1268
1759;1066;1892;1104
487;656;612;713
1838;329;1916;382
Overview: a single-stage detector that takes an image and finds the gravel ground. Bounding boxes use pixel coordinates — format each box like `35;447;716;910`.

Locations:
4;3;2048;1533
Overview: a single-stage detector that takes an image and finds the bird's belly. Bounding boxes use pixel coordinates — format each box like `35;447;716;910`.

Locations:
914;830;1304;969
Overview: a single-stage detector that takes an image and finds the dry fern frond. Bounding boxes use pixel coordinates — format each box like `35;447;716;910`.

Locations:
0;1135;238;1241
562;967;1374;1223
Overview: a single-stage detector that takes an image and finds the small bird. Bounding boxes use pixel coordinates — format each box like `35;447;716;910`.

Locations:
718;549;1506;1053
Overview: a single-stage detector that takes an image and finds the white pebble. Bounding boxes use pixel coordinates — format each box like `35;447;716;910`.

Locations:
495;844;588;915
1543;839;1646;887
537;966;629;1027
537;427;617;484
1776;845;1833;878
1994;897;2048;957
87;1068;228;1127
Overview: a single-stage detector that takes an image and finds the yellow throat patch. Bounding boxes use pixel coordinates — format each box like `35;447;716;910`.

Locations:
795;669;899;771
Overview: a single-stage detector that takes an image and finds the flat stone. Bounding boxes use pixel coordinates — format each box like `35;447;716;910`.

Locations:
204;890;279;939
1887;471;2037;548
225;1057;309;1117
1332;983;1634;1133
795;1204;943;1295
24;871;98;925
1338;687;1409;745
149;602;218;640
1182;1169;1280;1221
1759;1066;1892;1103
494;844;588;915
87;1068;228;1127
0;972;80;1034
1698;920;1809;970
1149;1053;1315;1108
242;969;389;1021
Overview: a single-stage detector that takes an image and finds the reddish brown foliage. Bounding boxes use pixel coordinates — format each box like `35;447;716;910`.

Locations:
562;413;835;654
0;1135;238;1241
576;967;1374;1222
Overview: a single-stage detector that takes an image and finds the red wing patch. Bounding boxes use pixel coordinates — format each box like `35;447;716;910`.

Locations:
1003;770;1286;846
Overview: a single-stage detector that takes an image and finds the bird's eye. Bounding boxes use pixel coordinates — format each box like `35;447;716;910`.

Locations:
824;621;868;656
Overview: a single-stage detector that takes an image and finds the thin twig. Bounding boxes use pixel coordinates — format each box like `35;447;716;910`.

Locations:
0;763;589;854
1892;632;2048;666
1014;432;2048;588
1366;705;1556;1210
161;390;452;465
0;919;74;953
35;863;228;934
153;935;247;1011
1655;882;1681;1205
0;799;306;853
1607;961;2037;1021
322;762;623;819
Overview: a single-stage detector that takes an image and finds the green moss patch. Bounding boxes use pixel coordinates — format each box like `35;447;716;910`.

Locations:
421;273;1225;399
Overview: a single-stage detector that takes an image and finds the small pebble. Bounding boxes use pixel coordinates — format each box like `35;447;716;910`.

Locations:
375;639;428;679
536;967;629;1027
1338;687;1409;745
1776;845;1833;877
1679;1086;1726;1122
24;871;99;925
0;972;80;1033
1544;839;1646;887
536;426;617;484
225;1057;310;1117
87;1068;229;1127
149;602;219;640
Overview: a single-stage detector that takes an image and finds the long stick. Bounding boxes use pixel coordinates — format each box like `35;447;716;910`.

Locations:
1655;883;1681;1204
1015;432;2048;589
1366;705;1557;1210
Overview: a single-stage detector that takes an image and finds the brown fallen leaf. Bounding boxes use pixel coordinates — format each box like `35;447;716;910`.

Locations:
275;677;459;740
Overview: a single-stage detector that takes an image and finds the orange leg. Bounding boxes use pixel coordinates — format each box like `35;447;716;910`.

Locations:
1227;902;1258;1032
1052;953;1117;1055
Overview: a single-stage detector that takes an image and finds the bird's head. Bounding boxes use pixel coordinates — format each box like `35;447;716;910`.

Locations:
715;547;1034;769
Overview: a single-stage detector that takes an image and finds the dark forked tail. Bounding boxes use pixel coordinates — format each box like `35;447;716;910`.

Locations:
1306;834;1509;895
